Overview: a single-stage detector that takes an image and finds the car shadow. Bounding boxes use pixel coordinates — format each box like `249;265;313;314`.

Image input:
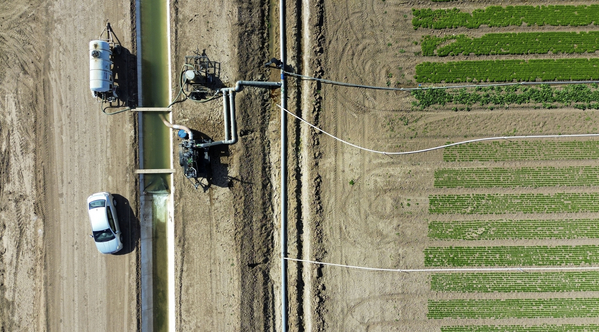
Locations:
112;194;139;255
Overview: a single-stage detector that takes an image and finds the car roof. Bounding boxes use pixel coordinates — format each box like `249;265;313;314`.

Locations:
88;207;111;231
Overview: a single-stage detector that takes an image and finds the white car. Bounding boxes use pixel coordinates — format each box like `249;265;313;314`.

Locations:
87;192;123;254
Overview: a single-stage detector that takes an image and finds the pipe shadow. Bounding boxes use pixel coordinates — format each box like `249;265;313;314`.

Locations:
112;194;140;255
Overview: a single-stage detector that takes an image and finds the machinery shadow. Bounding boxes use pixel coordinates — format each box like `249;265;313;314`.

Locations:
210;145;235;188
107;45;138;109
112;194;140;255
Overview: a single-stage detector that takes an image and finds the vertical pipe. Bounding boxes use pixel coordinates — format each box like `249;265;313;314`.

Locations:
279;0;288;330
223;90;230;141
229;91;237;144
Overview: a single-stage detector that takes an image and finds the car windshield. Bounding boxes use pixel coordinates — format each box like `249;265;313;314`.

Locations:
92;228;115;242
89;199;106;209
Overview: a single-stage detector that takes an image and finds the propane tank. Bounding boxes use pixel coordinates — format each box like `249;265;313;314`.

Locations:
89;40;113;94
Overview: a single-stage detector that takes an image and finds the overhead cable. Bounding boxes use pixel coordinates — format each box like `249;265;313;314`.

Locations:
277;104;599;155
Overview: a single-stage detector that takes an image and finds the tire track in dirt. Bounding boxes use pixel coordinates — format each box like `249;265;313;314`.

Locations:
1;91;42;332
0;2;45;329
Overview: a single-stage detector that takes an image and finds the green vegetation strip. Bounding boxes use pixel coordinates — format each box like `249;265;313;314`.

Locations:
412;84;599;110
429;193;599;215
444;141;599;162
422;32;599;56
431;272;599;292
428;219;599;240
415;59;599;84
424;245;599;267
429;298;599;319
413;5;599;29
441;325;599;332
434;166;599;188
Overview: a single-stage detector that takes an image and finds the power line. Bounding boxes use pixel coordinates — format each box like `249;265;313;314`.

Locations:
278;104;599;155
284;257;599;273
283;70;599;91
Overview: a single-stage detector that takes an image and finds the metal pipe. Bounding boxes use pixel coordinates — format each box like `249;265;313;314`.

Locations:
279;0;288;328
196;81;281;148
158;113;193;140
223;90;230;141
228;90;238;145
232;80;281;92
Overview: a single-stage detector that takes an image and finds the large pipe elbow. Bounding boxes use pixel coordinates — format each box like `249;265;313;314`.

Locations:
159;113;193;140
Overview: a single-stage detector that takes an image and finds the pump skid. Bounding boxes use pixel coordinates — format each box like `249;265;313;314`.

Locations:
182;50;220;100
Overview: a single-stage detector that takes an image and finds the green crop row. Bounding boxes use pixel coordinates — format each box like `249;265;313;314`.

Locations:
421;31;599;56
424;245;599;267
431;271;599;293
413;5;599;29
411;83;599;109
428;218;599;240
429;193;599;215
434;166;599;188
429;298;599;319
415;58;599;83
441;324;599;332
444;140;599;162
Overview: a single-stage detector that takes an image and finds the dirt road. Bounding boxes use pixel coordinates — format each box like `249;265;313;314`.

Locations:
0;0;139;330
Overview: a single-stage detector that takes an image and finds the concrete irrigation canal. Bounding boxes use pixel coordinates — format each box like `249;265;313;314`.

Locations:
136;0;173;331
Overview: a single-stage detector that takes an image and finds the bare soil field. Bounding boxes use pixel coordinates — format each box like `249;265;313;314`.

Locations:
170;0;281;330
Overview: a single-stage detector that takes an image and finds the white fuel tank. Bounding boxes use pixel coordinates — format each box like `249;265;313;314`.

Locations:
89;40;113;93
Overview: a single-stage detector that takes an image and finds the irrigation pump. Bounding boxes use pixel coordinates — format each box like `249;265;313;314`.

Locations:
178;131;211;180
89;22;122;103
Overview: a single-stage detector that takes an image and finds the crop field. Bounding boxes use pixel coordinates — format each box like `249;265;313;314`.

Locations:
431;272;599;293
412;5;599;29
430;192;599;214
428;218;599;240
421;32;599;57
434;166;599;188
428;298;599;319
423;136;599;329
443;140;599;162
412;84;599;110
415;58;599;83
441;325;599;332
425;245;599;267
318;1;599;331
410;4;599;111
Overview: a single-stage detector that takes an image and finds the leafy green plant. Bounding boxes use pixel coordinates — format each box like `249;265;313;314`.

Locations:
430;192;599;215
434;166;599;188
441;325;599;332
429;298;599;319
443;140;599;162
413;5;599;29
422;31;599;56
428;218;599;240
425;245;599;266
415;58;599;83
432;272;599;293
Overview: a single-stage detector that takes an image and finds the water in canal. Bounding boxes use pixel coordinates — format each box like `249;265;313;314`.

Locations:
140;0;170;330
